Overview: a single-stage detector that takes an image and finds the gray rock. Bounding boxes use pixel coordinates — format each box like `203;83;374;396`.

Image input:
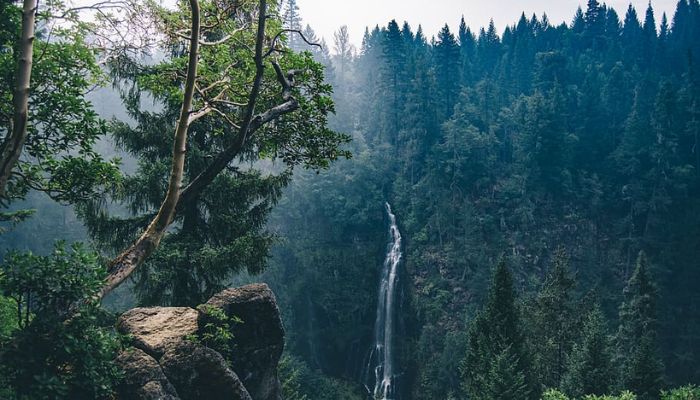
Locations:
115;347;179;400
117;307;199;357
206;283;284;400
160;340;252;400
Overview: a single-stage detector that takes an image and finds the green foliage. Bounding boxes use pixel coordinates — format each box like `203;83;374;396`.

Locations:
617;252;664;399
562;306;615;398
0;295;18;340
264;1;700;395
0;243;122;399
81;0;349;307
277;354;364;400
542;389;640;400
0;242;106;323
584;392;638;400
661;385;700;400
461;260;535;400
0;1;121;203
194;304;241;364
528;249;578;390
542;388;572;400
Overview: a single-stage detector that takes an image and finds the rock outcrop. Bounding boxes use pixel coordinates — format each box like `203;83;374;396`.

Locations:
115;347;179;400
206;283;284;400
118;307;199;357
115;283;284;400
160;340;252;400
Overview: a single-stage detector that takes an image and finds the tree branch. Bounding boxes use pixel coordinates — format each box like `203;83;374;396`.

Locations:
263;28;322;58
98;0;201;299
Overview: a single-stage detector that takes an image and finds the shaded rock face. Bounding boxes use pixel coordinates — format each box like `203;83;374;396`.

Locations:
206;283;285;400
115;283;283;400
160;340;252;400
115;347;179;400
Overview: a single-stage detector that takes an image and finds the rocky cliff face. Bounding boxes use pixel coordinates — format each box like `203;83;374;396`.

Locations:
115;283;284;400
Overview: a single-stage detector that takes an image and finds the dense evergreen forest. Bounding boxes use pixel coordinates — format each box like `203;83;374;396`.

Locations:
266;0;700;398
0;0;699;399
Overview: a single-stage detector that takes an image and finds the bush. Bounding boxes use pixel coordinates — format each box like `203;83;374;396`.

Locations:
192;304;241;364
662;385;700;400
541;389;638;400
0;242;122;399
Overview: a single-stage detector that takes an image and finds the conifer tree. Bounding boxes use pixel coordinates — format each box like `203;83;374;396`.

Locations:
562;305;614;398
528;249;577;390
283;0;303;51
458;16;476;85
642;4;658;68
462;259;535;400
434;24;461;119
584;0;605;48
617;251;665;399
622;4;645;65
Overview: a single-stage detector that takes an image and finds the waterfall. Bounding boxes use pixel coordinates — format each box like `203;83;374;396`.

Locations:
365;202;402;400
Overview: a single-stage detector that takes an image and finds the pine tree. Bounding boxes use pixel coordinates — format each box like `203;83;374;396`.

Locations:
617;251;665;399
642;3;658;68
434;24;461;119
572;7;586;35
584;0;605;48
528;249;577;390
382;20;408;141
622;4;644;64
283;0;303;51
462;259;535;400
459;16;476;85
562;305;614;398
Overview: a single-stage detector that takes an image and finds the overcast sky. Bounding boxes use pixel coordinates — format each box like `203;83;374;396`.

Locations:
295;0;679;49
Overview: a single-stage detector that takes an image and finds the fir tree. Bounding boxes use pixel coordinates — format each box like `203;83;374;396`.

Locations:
642;3;658;68
617;251;665;399
528;249;577;390
434;24;461;119
283;0;303;51
562;305;614;398
461;259;535;400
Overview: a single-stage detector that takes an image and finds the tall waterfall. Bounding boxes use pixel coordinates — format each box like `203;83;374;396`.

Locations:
366;202;402;400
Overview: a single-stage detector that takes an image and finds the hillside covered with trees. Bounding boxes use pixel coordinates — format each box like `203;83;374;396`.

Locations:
266;0;700;398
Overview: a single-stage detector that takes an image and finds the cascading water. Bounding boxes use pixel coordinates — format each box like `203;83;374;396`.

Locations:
365;202;402;400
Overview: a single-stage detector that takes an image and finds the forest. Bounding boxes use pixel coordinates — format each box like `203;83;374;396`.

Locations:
0;0;699;399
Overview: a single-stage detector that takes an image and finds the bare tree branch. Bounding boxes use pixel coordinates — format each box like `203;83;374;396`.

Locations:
263;28;322;58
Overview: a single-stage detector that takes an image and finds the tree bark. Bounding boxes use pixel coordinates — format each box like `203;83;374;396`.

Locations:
0;0;38;199
98;0;201;299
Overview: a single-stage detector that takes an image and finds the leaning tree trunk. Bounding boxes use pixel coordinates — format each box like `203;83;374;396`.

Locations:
98;0;201;299
0;0;38;199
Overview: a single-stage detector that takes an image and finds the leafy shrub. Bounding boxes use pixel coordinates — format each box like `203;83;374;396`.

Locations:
542;389;639;400
662;385;700;400
0;243;122;399
193;304;241;364
542;389;571;400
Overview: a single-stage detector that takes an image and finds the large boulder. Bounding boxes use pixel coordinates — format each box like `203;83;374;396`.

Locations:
206;283;285;400
115;347;179;400
118;307;199;357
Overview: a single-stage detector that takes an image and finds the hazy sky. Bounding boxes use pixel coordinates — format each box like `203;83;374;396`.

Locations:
295;0;679;49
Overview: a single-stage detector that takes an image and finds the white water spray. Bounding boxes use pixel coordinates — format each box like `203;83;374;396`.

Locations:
367;202;402;400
